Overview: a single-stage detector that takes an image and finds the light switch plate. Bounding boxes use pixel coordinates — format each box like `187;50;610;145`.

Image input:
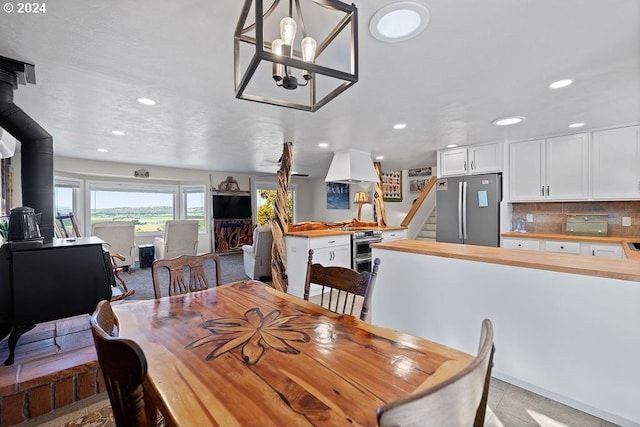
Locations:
622;217;631;226
526;214;534;222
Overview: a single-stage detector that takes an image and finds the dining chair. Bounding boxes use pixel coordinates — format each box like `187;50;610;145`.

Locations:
377;319;495;427
152;252;223;299
90;300;158;427
303;249;380;321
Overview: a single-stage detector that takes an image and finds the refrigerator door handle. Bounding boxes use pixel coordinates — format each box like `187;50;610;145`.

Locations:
462;181;468;240
457;181;463;239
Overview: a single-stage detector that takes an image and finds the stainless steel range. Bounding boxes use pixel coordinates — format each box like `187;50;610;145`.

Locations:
352;230;382;272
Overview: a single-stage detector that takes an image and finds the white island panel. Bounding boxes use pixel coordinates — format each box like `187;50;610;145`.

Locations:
371;246;640;427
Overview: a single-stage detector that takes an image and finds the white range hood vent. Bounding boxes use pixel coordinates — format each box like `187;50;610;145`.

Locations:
325;148;379;184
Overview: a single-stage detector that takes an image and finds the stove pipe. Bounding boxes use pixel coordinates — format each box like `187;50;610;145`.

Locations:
0;57;54;241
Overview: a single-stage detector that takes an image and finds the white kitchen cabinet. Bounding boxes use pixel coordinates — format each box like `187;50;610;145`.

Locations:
502;238;541;251
381;229;407;241
592;125;640;200
583;243;623;258
544;240;580;254
437;143;502;177
285;234;351;298
509;133;588;201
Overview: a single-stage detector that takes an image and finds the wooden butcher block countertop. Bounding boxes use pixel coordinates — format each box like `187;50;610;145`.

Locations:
371;239;640;282
286;226;405;238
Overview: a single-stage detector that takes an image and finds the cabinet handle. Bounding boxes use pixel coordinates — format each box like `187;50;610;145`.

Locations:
592;250;595;256
327;240;335;244
560;246;564;249
517;244;522;247
541;186;545;196
546;185;550;196
463;161;467;171
471;161;475;170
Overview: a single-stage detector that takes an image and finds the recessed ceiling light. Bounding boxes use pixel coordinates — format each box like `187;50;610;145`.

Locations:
393;123;407;130
568;122;585;128
375;156;384;160
97;148;108;153
370;2;430;43
492;116;526;126
111;130;125;136
446;144;457;148
318;143;329;148
137;97;156;106
549;79;573;89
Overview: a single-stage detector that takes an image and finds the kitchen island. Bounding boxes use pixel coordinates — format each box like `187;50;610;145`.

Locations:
370;239;640;427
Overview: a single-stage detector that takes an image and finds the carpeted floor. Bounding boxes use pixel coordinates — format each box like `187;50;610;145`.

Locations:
118;252;256;300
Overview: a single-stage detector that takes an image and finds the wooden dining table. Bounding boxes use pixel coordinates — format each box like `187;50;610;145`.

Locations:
112;280;472;426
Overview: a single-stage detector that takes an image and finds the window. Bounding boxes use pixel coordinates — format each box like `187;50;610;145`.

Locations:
181;185;206;232
55;177;82;233
253;181;296;226
89;182;177;234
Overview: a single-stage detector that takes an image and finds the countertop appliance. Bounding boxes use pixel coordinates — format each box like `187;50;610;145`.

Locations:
436;173;502;247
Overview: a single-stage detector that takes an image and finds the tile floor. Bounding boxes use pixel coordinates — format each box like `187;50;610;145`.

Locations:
15;377;621;427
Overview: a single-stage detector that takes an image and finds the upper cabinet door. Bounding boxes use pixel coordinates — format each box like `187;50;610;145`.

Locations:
545;133;589;200
468;143;502;174
509;139;545;201
592;126;640;200
438;148;468;177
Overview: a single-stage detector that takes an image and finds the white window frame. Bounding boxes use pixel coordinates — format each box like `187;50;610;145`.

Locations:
54;176;84;233
252;181;297;224
87;180;178;236
180;184;207;234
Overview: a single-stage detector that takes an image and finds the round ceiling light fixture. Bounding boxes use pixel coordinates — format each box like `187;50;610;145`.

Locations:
370;2;430;43
568;122;585;128
137;97;156;106
492;116;526;126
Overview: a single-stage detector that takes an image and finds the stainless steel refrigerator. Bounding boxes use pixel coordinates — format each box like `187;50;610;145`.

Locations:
436;173;502;247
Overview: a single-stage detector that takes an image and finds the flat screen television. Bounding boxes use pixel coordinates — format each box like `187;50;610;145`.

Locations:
212;194;252;219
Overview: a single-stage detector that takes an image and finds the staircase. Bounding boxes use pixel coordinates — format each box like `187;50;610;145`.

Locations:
416;208;437;242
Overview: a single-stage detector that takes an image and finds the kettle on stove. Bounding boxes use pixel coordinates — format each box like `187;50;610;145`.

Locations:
8;206;42;241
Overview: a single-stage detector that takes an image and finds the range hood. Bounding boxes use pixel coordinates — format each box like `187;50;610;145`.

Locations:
325;148;379;184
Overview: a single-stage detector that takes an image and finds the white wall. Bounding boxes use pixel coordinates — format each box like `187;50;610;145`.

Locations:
305;169;435;226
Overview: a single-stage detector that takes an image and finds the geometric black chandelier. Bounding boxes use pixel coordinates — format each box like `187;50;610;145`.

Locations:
234;0;358;112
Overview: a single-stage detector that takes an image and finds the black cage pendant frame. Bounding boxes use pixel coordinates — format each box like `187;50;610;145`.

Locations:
234;0;358;112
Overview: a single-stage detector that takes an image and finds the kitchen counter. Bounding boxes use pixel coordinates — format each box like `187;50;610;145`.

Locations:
370;239;640;425
371;239;640;282
286;226;405;238
501;231;640;261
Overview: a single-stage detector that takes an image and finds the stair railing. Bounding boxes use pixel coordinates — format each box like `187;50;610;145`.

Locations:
401;176;437;228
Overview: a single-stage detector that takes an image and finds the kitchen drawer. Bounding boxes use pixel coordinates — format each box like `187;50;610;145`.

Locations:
308;235;351;250
502;238;540;251
544;240;580;254
381;230;406;241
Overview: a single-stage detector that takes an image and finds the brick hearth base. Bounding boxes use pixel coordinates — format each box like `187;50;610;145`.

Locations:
0;315;103;426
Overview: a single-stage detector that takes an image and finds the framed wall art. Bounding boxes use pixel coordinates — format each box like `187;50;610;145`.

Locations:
326;182;349;209
408;166;432;193
382;170;402;202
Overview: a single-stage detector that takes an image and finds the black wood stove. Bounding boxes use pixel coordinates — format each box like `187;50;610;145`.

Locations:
0;237;113;365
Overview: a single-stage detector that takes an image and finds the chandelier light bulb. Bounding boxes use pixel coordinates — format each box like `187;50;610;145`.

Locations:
280;17;297;48
301;37;317;63
272;39;284;81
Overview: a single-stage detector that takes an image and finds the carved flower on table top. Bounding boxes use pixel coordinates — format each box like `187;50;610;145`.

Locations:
186;307;310;364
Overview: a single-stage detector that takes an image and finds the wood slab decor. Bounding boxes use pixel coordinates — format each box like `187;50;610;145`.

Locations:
271;141;293;293
112;280;472;426
373;161;387;227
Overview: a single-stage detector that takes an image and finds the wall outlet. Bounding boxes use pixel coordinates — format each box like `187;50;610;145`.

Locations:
622;217;631;226
526;214;534;222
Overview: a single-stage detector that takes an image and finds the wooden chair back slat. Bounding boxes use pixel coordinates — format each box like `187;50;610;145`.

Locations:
152;252;223;299
90;300;158;427
304;249;380;321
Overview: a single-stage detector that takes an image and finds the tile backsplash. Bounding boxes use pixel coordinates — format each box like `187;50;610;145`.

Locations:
511;201;640;237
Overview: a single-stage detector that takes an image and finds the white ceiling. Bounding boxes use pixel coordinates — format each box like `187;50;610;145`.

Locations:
1;0;639;179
